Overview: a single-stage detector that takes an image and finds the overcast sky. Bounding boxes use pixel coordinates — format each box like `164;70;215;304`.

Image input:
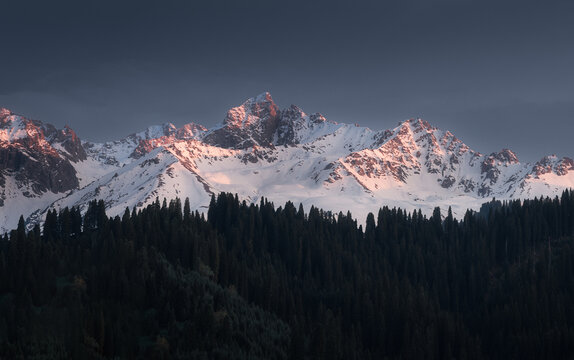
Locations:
1;0;573;162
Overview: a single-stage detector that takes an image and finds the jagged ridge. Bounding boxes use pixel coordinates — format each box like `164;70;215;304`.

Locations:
0;94;572;232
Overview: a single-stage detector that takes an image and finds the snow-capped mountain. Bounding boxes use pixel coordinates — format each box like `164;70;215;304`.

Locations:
0;108;88;230
1;93;573;232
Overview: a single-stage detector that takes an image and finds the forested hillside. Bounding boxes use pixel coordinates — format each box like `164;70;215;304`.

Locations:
1;191;574;359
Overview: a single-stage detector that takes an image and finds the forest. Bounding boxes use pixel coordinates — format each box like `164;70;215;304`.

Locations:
1;190;574;359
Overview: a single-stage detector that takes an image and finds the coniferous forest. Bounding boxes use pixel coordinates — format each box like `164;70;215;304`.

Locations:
1;191;574;359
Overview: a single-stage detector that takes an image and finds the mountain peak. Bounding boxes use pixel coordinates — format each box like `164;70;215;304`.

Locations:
278;105;306;126
494;149;519;164
203;93;280;149
309;113;327;124
135;123;177;140
2;97;574;234
176;123;207;140
532;155;574;177
285;104;305;115
250;92;274;104
0;108;12;117
223;92;278;128
404;118;433;131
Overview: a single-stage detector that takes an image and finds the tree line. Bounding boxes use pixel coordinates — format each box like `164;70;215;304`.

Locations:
1;190;574;358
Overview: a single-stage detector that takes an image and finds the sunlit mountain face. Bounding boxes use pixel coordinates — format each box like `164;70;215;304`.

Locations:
0;93;573;232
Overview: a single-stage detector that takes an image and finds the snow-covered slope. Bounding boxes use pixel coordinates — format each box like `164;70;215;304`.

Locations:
0;108;87;231
0;94;573;232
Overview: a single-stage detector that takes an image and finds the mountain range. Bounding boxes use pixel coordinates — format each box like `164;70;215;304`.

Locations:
1;93;573;232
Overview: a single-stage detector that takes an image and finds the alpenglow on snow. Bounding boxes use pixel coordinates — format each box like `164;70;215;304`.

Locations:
0;93;573;232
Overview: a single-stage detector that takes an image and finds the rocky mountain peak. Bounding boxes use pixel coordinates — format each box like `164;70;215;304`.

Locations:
61;125;79;140
0;110;19;129
129;122;209;158
281;104;306;119
141;123;177;139
558;157;574;175
223;92;278;128
252;91;274;104
493;149;519;164
532;155;574;177
2;97;574;234
0;113;81;197
389;119;434;154
309;113;327;124
392;118;438;146
479;149;520;191
275;105;307;146
53;125;87;162
0;108;12;118
405;118;433;132
176;123;207;140
482;149;520;167
203;92;281;149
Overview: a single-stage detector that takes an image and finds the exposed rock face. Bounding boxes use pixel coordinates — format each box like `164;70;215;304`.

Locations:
203;92;280;149
532;156;574;177
275;105;306;146
1;94;573;234
334;118;476;189
176;123;207;140
475;150;519;196
0;145;78;194
49;125;87;162
200;93;335;150
557;158;574;175
0;108;81;196
130;123;207;159
494;149;519;164
83;122;208;165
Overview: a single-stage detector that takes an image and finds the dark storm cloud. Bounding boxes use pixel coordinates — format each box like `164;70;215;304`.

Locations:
1;0;573;161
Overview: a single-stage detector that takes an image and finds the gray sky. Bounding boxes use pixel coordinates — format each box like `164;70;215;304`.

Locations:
1;0;573;162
